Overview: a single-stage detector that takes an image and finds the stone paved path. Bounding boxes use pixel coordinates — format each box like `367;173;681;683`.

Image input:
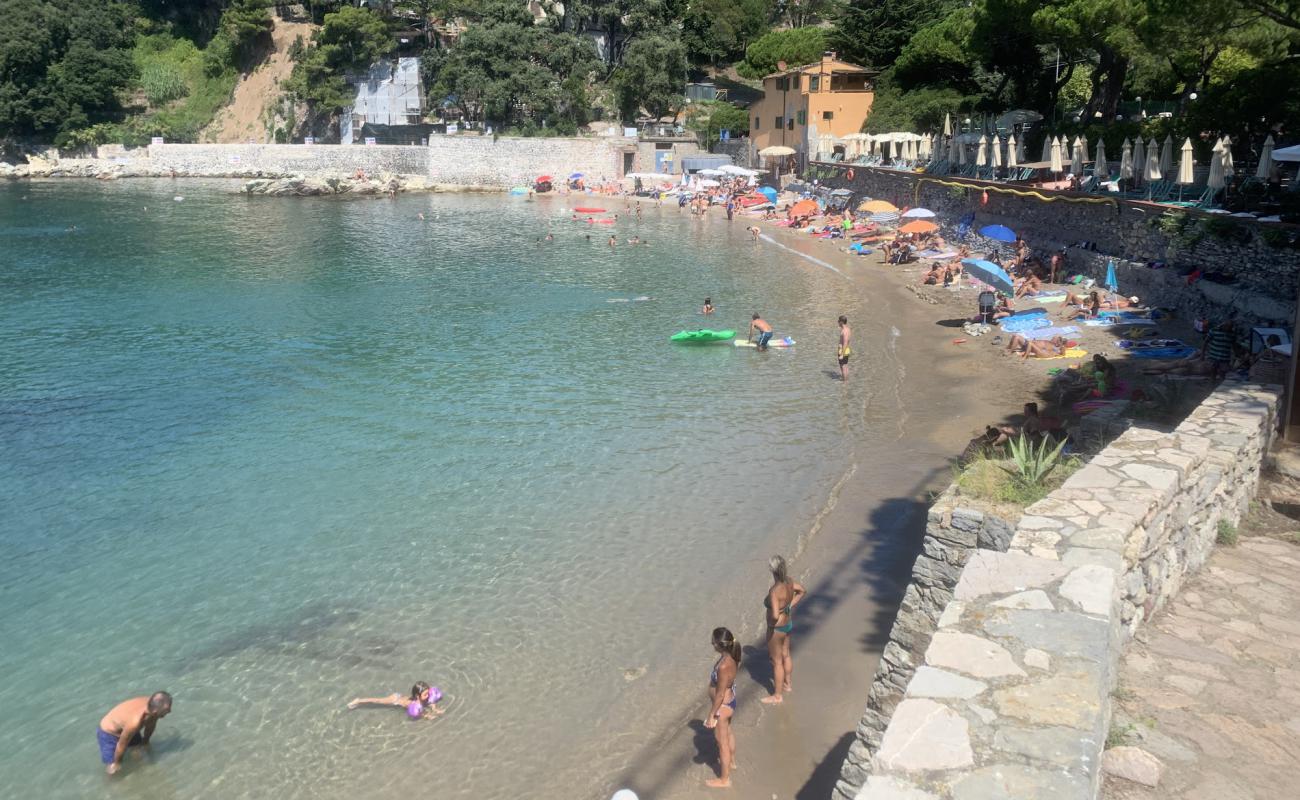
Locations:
1103;532;1300;800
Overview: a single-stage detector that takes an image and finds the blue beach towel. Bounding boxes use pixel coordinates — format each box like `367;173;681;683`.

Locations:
1125;346;1198;359
1001;316;1053;333
1082;318;1158;327
1023;325;1082;340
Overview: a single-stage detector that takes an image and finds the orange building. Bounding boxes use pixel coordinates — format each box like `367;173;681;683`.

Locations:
749;53;877;162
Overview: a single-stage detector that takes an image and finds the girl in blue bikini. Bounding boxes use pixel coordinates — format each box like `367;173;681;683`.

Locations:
704;627;741;788
762;555;806;704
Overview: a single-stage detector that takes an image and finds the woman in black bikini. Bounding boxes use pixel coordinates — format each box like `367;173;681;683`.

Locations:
705;627;740;788
762;555;806;704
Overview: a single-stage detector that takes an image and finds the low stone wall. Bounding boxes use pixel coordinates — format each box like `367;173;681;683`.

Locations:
4;137;637;189
839;381;1279;799
808;164;1300;329
835;493;1018;799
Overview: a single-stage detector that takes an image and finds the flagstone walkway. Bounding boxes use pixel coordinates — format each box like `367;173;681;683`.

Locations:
1102;522;1300;800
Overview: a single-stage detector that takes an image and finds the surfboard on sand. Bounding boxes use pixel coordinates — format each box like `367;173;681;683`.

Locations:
734;336;795;348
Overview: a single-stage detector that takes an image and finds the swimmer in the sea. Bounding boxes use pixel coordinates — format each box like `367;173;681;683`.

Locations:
348;682;444;718
608;235;617;247
702;297;715;314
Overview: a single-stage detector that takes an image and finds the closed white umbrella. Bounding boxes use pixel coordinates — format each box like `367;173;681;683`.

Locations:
1144;145;1161;183
1050;137;1064;174
991;136;1002;169
948;134;959;167
1070;137;1085;176
1015;134;1025;164
1006;134;1019;168
1120;138;1134;180
958;139;967;165
1176;138;1195;200
943;113;952;137
976;135;988;166
1207;142;1226;190
1147;138;1160;176
889;138;898;160
1160;135;1174;176
1132;138;1146;185
1257;135;1275;179
1041;136;1053;162
1094;139;1108;181
1220;136;1234;178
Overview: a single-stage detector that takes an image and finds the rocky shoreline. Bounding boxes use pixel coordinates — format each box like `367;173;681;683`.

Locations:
0;158;504;195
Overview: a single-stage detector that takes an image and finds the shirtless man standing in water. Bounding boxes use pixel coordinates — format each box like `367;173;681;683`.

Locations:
98;692;172;775
837;315;852;381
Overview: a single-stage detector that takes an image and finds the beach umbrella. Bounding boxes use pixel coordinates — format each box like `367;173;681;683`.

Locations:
1104;259;1119;292
961;258;1014;295
979;224;1017;243
943;113;952;137
1144;146;1161;184
1050;137;1063;174
1120;138;1134;180
1006;134;1019;169
1160;136;1174;176
1094;139;1108;180
757;186;779;203
1257;135;1275;179
1207;143;1225;192
758;146;795;157
991;137;1002;170
889;139;899;160
1132;138;1146;185
859;199;898;213
976;135;988;166
1015;135;1026;164
1220;136;1234;178
902;207;936;218
1070;137;1085;176
900;220;938;234
1041;136;1053;162
958;139;968;166
948;135;959;167
1176;138;1195;200
870;211;901;224
789;199;820;217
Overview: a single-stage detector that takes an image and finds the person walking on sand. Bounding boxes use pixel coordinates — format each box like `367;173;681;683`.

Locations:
704;627;741;788
748;313;773;351
761;556;805;704
836;315;852;381
98;692;172;775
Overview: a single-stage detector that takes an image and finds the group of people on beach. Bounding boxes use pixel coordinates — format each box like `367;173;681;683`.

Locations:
703;556;806;788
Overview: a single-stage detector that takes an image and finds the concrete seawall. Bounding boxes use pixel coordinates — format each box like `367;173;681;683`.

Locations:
836;381;1279;800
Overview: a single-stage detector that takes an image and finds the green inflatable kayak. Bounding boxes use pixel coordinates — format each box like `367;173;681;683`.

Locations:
670;329;736;343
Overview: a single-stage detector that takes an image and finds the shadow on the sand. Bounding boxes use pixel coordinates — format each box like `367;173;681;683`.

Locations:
611;472;944;799
935;317;968;328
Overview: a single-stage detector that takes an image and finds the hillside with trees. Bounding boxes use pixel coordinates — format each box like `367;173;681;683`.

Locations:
2;1;1295;149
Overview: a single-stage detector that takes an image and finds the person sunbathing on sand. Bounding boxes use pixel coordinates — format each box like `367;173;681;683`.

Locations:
1064;291;1101;320
1014;273;1042;298
1006;334;1068;359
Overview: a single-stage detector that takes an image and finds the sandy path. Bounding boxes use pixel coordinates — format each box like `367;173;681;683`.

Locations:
205;18;317;143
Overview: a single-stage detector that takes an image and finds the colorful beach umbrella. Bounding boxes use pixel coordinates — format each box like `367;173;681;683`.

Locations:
900;220;938;234
979;224;1017;243
901;207;936;218
757;186;779;203
789;199;819;217
961;259;1014;295
870;211;901;224
859;199;898;213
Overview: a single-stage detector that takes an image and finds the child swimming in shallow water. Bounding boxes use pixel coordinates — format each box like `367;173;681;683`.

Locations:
347;681;444;718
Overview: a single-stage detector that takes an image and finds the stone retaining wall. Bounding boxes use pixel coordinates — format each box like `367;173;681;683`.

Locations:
838;381;1279;800
5;138;637;189
808;164;1300;329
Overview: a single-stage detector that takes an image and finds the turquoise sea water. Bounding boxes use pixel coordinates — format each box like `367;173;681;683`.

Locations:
0;180;873;799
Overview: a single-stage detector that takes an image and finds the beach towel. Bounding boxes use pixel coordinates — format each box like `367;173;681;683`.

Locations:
1000;316;1053;333
1098;309;1156;320
1022;325;1081;340
1125;346;1198;359
1083;318;1158;327
1072;399;1117;415
1117;339;1185;350
920;250;960;260
1034;348;1088;360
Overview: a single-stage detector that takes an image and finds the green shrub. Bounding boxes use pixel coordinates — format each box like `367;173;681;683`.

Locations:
141;62;188;105
1216;519;1239;546
1006;433;1068;485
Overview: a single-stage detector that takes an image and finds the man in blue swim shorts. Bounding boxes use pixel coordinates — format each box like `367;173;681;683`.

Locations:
749;313;774;351
98;692;171;775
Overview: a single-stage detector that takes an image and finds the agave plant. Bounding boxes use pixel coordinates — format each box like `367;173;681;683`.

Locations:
1004;433;1068;486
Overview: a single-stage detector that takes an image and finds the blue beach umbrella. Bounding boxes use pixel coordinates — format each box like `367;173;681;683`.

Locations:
757;186;779;203
569;172;583;179
1104;259;1118;292
961;259;1014;295
979;224;1017;243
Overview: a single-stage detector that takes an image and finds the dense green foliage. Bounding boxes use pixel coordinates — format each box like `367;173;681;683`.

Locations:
685;99;750;145
285;6;391;113
735;27;827;80
421;1;599;133
682;0;771;65
611;30;689;121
